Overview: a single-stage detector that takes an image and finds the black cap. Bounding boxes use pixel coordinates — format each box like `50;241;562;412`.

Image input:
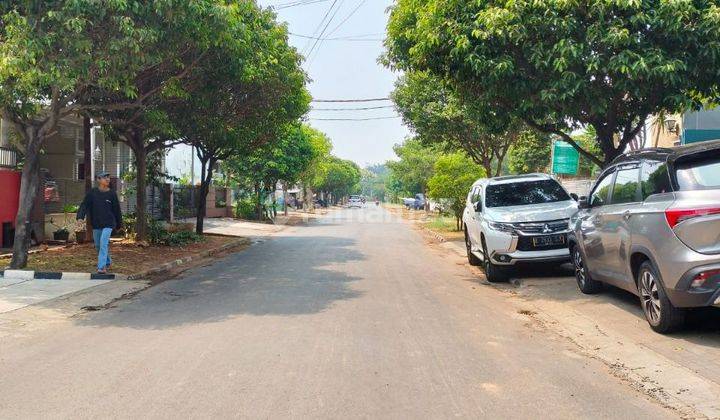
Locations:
95;171;110;179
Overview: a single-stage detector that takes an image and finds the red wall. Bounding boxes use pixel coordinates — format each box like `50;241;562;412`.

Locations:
0;170;21;246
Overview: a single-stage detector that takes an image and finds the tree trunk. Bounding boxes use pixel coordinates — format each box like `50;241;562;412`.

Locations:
482;158;492;178
494;158;504;177
10;127;43;269
131;131;148;241
283;182;289;216
304;186;314;212
254;182;262;220
195;157;212;235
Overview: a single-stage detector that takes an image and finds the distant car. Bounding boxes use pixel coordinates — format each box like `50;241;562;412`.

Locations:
402;193;426;210
347;195;363;208
462;174;578;282
569;141;720;333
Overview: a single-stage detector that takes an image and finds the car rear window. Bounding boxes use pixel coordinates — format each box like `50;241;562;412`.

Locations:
675;153;720;191
485;179;570;208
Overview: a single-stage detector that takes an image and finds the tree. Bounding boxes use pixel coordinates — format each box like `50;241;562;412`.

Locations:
386;138;442;204
385;0;720;166
360;164;389;201
83;2;228;241
166;4;309;233
507;131;552;175
224;124;316;221
427;153;485;230
392;71;514;176
0;1;219;267
316;157;361;204
298;126;333;211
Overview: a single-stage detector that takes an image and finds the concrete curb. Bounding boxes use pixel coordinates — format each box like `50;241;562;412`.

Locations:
0;270;116;281
126;237;251;280
1;237;251;282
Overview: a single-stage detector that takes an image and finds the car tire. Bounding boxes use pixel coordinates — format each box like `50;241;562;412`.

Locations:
482;239;508;283
465;228;482;266
637;261;685;334
571;244;603;294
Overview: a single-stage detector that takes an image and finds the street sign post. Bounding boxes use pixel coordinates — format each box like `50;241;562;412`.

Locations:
551;140;579;175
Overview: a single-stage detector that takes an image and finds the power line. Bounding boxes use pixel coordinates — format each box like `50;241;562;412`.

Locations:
306;0;346;64
327;0;368;37
272;0;331;10
312;97;391;102
310;116;400;121
312;105;395;111
290;33;382;42
301;0;339;56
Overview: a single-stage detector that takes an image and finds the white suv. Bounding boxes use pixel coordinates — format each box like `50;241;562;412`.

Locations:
462;174;578;282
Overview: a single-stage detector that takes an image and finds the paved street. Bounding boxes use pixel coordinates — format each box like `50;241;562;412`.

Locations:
0;207;677;418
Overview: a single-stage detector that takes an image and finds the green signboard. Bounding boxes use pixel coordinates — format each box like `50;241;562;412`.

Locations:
552;140;579;175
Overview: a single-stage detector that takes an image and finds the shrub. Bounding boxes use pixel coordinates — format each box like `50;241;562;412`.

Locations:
235;198;256;220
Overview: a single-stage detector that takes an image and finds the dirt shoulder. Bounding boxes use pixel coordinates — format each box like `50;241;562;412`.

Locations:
0;235;239;275
384;204;465;241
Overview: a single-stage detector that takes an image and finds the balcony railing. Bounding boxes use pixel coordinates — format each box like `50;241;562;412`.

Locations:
0;146;17;168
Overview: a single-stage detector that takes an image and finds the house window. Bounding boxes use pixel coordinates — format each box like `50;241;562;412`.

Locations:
77;163;85;180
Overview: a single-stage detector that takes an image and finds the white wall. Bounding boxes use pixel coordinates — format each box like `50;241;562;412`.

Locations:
165;144;200;184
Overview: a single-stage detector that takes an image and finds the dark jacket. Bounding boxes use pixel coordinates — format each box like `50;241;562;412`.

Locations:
77;188;122;230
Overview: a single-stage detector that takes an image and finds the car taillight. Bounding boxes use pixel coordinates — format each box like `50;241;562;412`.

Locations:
665;207;720;228
690;269;720;288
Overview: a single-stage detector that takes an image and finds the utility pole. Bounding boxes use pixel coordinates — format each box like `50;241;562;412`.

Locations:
190;145;195;185
83;117;93;242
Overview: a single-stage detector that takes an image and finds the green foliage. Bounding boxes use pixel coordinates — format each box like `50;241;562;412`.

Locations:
315;157;362;202
360;164;389;201
507;131;552;175
63;204;80;214
235;198;256;220
225;124;317;191
427;153;486;230
572;128;604;178
147;218;202;246
392;71;514;175
387;137;442;197
385;0;720;165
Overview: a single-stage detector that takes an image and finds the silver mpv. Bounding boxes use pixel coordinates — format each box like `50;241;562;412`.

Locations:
568;141;720;333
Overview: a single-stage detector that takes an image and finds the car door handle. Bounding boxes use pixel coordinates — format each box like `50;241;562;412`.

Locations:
623;210;632;220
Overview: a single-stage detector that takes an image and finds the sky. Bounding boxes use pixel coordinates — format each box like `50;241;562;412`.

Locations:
167;0;408;181
259;0;409;166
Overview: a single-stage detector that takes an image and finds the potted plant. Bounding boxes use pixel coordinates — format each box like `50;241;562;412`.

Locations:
74;219;87;244
53;227;70;241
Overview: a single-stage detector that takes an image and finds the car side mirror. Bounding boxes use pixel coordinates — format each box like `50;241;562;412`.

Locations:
474;201;482;213
570;193;579;201
578;196;589;209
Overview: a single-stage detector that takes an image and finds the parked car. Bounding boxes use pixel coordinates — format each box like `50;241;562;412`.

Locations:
402;193;426;210
347;195;363;208
568;141;720;333
462;174;578;282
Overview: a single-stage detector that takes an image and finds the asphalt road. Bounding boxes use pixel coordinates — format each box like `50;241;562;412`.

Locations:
0;207;675;418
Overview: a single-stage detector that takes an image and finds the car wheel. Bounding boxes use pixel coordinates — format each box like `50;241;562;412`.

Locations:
482;239;508;283
572;244;603;294
637;261;685;334
465;228;482;266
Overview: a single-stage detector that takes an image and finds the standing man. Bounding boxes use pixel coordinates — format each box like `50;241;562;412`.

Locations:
77;171;122;274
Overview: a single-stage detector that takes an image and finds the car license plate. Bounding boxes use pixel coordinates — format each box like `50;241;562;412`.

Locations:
533;234;565;247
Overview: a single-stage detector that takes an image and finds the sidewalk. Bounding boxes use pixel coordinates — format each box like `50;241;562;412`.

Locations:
0;277;116;314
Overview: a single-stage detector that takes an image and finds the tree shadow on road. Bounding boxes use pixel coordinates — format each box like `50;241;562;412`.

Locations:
75;235;365;330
